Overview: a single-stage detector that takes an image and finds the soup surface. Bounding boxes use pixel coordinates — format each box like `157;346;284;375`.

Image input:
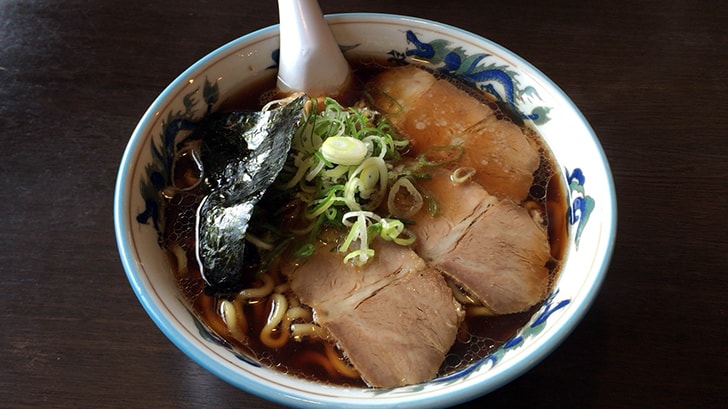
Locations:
161;59;568;387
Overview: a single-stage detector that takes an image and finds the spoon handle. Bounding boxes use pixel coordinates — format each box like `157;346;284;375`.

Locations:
276;0;352;97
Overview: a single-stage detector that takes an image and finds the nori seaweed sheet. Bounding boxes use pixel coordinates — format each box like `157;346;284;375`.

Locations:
196;95;305;297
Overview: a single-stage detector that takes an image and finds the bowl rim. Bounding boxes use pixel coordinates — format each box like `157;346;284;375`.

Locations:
114;12;617;409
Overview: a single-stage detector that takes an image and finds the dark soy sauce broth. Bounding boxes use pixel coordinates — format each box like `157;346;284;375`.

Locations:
163;59;569;387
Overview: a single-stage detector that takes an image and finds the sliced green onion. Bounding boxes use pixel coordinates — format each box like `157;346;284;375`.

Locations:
387;177;423;219
320;136;368;166
322;164;350;180
415;183;440;217
278;154;312;189
343;248;375;265
418;145;464;167
305;153;328;182
391;229;416;246
343;177;364;211
380;219;416;246
359;164;380;191
294;242;316;258
451;167;476;183
347;157;388;209
305;185;344;219
273;97;415;265
339;219;361;252
379;219;403;240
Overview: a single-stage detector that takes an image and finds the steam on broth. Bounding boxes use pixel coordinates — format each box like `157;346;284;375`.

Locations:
161;59;568;387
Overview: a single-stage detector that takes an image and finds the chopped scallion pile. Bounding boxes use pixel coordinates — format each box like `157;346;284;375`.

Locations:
275;97;414;265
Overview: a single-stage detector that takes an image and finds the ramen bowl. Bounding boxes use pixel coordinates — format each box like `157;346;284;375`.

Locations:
114;13;616;409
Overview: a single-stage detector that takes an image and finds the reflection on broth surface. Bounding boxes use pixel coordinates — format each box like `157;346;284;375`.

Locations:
161;59;568;387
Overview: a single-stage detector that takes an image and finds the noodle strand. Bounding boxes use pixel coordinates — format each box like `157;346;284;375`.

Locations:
237;273;274;300
324;343;360;378
260;293;289;348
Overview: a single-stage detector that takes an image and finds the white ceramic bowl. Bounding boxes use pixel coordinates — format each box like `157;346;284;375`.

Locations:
114;13;616;409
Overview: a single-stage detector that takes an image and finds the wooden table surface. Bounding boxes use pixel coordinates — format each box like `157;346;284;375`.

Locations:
2;0;726;408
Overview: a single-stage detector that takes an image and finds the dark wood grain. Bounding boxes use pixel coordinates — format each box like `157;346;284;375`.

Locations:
1;1;726;408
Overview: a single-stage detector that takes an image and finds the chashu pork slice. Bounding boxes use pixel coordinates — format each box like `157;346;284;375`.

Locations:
366;63;437;126
409;168;551;314
368;65;540;202
282;239;464;388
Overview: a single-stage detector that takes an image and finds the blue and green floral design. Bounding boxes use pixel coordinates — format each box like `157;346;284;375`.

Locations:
388;30;551;125
136;78;220;238
428;290;570;386
565;168;595;248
